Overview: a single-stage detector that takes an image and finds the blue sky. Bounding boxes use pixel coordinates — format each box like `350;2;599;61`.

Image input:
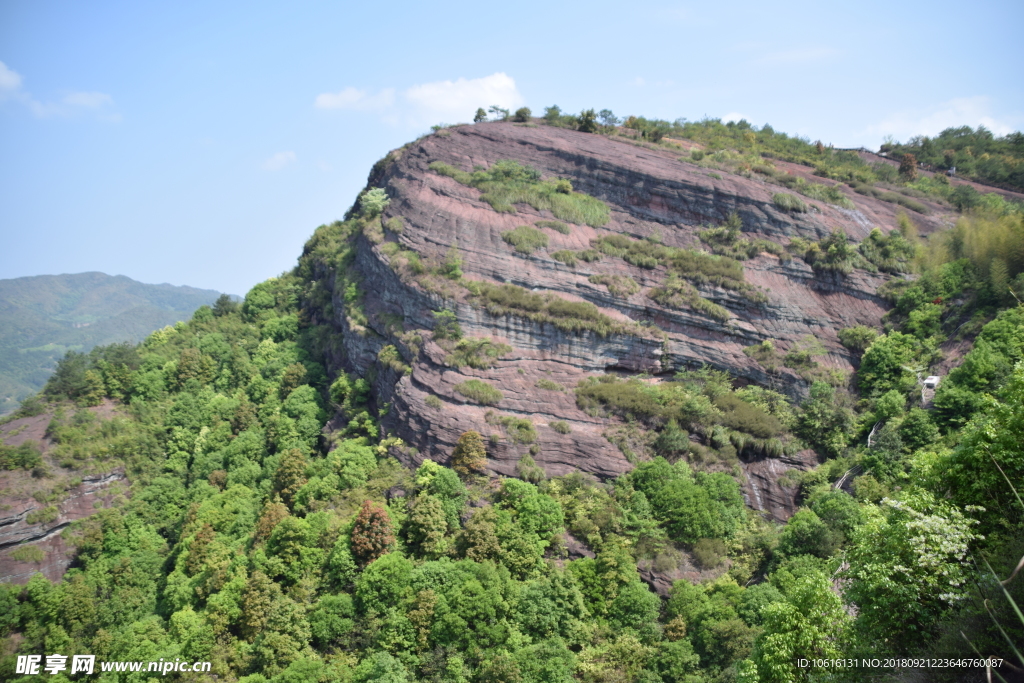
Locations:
1;0;1021;296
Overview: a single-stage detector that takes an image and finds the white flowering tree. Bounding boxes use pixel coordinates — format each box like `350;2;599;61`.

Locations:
845;490;981;652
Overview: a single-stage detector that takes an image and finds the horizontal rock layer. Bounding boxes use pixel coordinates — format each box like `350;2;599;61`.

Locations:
321;123;908;518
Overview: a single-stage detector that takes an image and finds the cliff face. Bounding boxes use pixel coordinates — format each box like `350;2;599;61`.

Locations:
318;122;908;520
0;405;126;584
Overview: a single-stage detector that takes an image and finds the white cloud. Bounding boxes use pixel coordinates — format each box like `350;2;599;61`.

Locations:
0;61;22;91
865;96;1019;142
315;72;525;128
404;72;522;125
261;151;297;171
0;61;117;120
722;112;750;124
64;91;113;108
315;86;395;111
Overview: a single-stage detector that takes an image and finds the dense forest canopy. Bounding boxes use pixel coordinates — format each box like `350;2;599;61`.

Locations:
1;110;1023;683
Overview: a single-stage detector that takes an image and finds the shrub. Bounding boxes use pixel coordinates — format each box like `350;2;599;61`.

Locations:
432;309;462;340
690;149;705;161
513;107;532;122
691;538;727;568
712;393;783;439
430;159;610;227
575;376;713;429
424;395;443;410
536;378;563;392
445;337;512;369
455;379;503;405
9;546;45;563
648;275;731;321
0;442;43;470
491;414;537;444
470;281;635;337
858;226;916;273
838;325;880;352
474;107;487;123
502;225;550;254
589;274;640;297
385;216;404;234
516;454;546;483
535;220;570;234
550;420;572;434
378;345;409;374
26;506;59;525
551;250;578;266
773;193;808;213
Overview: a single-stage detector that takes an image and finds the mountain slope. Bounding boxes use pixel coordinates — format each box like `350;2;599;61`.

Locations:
0;272;224;413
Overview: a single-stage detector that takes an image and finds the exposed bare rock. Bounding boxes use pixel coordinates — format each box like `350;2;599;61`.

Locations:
740;449;820;522
0;470;125;584
0;401;129;584
316;122;910;518
637;556;731;597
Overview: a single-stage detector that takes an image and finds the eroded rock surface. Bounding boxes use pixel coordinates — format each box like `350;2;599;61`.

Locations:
317;122;911;519
0;403;127;584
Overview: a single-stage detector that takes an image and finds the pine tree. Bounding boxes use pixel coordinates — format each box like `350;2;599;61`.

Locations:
474;107;487;123
351;500;394;565
451;430;487;476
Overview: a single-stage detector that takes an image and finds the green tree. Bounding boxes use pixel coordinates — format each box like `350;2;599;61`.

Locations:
858;331;920;396
796;382;855;458
308;594;354;647
351;651;409;683
406;493;451;559
938;361;1024;533
513;107;532;122
846;491;980;651
576;108;598;133
273;448;308;509
360;187;390;217
451;430;487;476
474;107;487;123
598;109;619;127
775;509;840;560
740;572;849;683
543;105;562;125
212;293;239;317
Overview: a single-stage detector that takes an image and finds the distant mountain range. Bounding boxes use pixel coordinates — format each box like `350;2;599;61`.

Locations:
0;272;225;413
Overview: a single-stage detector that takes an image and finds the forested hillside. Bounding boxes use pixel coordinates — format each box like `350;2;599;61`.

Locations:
1;113;1022;683
0;273;225;415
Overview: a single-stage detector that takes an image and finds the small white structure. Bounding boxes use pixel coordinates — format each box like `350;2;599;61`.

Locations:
924;376;941;389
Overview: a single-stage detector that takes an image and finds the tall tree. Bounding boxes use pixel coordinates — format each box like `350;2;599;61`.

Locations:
351;500;395;565
451;430;487;476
